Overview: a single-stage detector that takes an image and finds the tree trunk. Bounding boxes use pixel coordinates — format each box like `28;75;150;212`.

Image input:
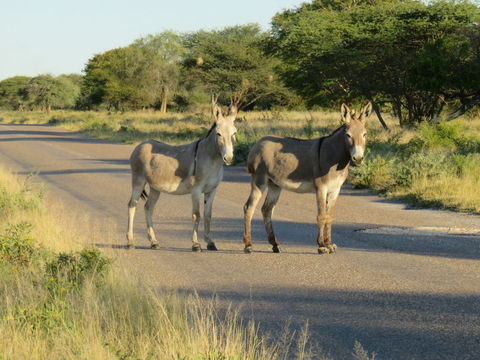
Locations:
160;88;168;114
393;98;404;127
430;95;480;124
369;100;389;130
365;93;389;130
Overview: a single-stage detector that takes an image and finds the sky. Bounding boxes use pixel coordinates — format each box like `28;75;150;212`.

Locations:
0;0;304;81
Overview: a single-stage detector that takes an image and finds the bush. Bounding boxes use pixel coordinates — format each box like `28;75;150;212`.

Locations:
45;247;111;288
0;222;40;267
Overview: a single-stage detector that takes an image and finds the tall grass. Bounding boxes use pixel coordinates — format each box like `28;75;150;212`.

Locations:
0;167;318;359
349;119;480;213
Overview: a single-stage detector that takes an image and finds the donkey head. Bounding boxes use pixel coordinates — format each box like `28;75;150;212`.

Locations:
340;102;372;166
212;100;238;165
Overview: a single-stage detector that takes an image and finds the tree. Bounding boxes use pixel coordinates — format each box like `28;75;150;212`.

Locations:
134;31;186;113
0;76;30;110
268;0;480;125
25;75;80;112
183;24;292;109
79;45;155;110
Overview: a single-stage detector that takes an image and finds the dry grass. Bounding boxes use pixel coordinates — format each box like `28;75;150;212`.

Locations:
0;167;317;360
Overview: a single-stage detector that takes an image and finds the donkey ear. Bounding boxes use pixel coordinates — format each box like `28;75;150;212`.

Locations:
212;103;224;122
359;102;373;123
340;103;352;125
227;104;238;119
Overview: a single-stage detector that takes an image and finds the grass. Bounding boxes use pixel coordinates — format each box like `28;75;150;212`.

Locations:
1;107;479;214
350;118;480;213
0;167;326;360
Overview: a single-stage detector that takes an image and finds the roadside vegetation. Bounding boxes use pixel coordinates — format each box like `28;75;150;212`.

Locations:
0;167;323;359
1;108;479;214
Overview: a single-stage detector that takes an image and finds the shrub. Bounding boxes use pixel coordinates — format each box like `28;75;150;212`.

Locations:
45;247;111;288
0;222;40;267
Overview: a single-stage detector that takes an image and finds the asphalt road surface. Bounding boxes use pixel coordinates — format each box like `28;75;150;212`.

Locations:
0;123;479;359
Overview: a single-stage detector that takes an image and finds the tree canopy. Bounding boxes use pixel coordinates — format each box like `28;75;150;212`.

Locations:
268;0;480;124
183;24;293;109
2;0;480;124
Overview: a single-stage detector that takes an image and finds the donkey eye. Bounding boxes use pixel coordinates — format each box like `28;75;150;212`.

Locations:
346;133;352;138
363;132;367;137
217;132;222;137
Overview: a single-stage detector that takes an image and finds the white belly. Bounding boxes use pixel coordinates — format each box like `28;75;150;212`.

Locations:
154;177;193;195
274;179;316;193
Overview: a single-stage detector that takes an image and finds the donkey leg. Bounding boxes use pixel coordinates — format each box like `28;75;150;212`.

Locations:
144;189;161;249
324;189;341;253
204;189;218;251
243;176;266;253
126;178;146;249
315;187;330;254
261;181;282;253
191;188;202;252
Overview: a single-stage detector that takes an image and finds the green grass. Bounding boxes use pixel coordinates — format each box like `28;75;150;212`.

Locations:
1;108;479;214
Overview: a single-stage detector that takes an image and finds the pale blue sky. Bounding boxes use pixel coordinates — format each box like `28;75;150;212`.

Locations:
0;0;304;81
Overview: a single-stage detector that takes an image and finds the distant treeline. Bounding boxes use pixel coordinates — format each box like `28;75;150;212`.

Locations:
1;0;480;126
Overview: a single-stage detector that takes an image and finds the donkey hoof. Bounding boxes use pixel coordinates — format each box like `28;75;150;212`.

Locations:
207;243;218;251
126;243;135;250
318;247;329;254
272;245;281;253
327;244;337;253
244;246;253;254
192;244;202;252
151;243;160;250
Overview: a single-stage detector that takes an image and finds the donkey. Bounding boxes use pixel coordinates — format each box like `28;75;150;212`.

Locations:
126;101;237;251
243;102;372;254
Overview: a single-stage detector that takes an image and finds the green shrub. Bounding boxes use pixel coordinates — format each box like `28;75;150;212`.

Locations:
349;155;395;190
45;247;111;288
0;222;40;267
394;151;447;188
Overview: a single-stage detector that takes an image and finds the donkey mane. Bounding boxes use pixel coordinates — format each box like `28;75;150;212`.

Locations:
285;124;346;143
205;122;217;138
327;124;346;138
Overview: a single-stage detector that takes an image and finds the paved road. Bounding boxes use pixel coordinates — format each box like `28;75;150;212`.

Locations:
0;123;479;359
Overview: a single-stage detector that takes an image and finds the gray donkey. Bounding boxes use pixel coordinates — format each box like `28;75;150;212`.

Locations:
243;102;372;254
127;101;237;251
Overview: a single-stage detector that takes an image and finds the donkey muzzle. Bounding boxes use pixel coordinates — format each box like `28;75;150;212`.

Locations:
350;146;364;166
223;155;233;165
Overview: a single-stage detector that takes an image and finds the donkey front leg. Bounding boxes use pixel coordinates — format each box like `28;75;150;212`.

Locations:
191;188;202;252
324;189;341;253
204;189;218;251
315;186;333;254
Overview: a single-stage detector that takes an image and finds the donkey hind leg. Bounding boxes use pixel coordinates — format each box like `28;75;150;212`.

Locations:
324;189;341;253
144;188;161;249
261;181;282;253
126;177;146;249
204;189;218;251
191;188;202;252
243;175;267;253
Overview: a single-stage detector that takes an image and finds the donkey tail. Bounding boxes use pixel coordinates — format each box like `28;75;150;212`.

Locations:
140;189;148;200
